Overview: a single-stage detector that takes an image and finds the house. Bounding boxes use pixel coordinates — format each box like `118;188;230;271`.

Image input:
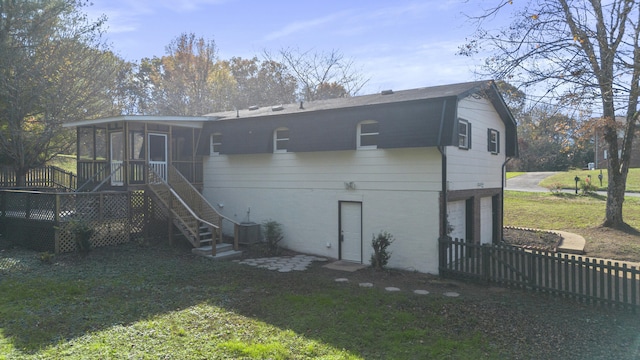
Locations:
199;80;517;274
51;79;516;274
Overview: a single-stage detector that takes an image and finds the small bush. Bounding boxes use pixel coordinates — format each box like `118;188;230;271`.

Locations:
370;231;394;271
67;219;94;253
38;251;55;264
262;220;284;256
580;178;598;194
546;182;564;193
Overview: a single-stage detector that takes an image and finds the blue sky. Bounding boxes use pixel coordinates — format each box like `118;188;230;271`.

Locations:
86;0;489;95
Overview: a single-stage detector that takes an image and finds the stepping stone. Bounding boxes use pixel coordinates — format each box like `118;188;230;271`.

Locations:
443;291;460;297
413;290;430;295
385;287;401;292
359;282;374;288
278;268;292;272
335;278;349;282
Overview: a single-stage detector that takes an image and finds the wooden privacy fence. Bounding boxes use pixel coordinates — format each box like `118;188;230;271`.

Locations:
439;237;640;311
0;166;77;191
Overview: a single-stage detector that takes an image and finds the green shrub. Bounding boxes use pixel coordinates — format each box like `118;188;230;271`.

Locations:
370;231;394;271
67;219;94;253
38;251;55;264
261;220;284;256
580;177;598;194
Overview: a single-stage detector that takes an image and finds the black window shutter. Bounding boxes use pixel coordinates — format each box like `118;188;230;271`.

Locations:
468;123;472;149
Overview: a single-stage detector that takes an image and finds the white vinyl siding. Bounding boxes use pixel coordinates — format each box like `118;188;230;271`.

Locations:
447;96;506;191
203;147;442;274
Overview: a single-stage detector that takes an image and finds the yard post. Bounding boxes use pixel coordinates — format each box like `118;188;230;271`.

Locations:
482;244;490;283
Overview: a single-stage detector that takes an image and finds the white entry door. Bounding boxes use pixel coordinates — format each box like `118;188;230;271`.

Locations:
110;132;124;186
340;202;362;263
148;133;167;181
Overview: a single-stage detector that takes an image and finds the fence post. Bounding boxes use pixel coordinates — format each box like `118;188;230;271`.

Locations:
482;244;490;283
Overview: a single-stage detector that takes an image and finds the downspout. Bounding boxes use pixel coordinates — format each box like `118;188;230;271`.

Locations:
437;99;450;239
501;157;513;243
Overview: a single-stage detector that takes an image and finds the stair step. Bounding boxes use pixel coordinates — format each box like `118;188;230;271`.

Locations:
192;243;241;260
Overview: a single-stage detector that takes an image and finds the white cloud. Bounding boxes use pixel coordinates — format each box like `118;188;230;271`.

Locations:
264;10;351;41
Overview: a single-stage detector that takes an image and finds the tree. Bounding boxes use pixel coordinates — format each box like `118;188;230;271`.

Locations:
265;48;369;101
225;56;297;109
0;0;124;184
462;0;640;229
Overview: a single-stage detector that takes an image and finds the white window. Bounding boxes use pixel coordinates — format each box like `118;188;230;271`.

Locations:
488;128;500;154
357;120;379;149
274;127;289;153
458;119;470;149
210;133;222;155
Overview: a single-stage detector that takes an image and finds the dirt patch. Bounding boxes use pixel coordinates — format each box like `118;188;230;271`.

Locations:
502;227;562;252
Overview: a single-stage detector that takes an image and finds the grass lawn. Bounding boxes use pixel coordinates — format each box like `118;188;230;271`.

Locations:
1;240;639;359
529;168;640;192
504;190;640;262
47;154;77;174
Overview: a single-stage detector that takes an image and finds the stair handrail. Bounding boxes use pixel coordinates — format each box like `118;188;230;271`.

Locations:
167;187;219;230
146;169;212;248
167;165;237;224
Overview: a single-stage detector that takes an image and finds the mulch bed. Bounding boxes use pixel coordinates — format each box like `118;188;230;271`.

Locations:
501;227;562;252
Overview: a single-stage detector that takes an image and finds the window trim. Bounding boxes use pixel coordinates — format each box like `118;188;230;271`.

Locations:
488;128;500;154
458;119;471;150
210;132;222;156
357;120;379;150
274;127;289;153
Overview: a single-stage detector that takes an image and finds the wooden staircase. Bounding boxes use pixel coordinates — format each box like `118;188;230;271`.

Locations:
146;165;240;258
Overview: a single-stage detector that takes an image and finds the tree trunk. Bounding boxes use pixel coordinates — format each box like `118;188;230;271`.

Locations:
603;159;628;228
15;168;27;188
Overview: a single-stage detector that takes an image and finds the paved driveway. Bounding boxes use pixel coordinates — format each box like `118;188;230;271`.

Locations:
505;172;557;192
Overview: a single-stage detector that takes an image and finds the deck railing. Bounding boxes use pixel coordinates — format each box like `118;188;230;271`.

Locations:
0;166;77;191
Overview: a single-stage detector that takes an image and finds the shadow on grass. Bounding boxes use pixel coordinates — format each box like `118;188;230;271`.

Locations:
2;240;639;359
550;192;607;201
0;240;498;358
0;241;234;354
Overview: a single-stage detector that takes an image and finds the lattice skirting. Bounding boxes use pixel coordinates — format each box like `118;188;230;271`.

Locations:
0;190;169;253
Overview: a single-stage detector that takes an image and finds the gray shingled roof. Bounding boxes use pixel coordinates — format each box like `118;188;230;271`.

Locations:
204;80;495;120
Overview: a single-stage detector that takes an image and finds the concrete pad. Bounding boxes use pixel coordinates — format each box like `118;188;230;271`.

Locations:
323;260;368;272
359;282;374;288
414;290;430;295
385;287;401;292
443;291;460;297
555;230;586;254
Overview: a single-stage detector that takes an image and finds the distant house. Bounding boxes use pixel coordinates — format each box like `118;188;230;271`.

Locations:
200;80;518;273
52;80;517;274
594;117;640;169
